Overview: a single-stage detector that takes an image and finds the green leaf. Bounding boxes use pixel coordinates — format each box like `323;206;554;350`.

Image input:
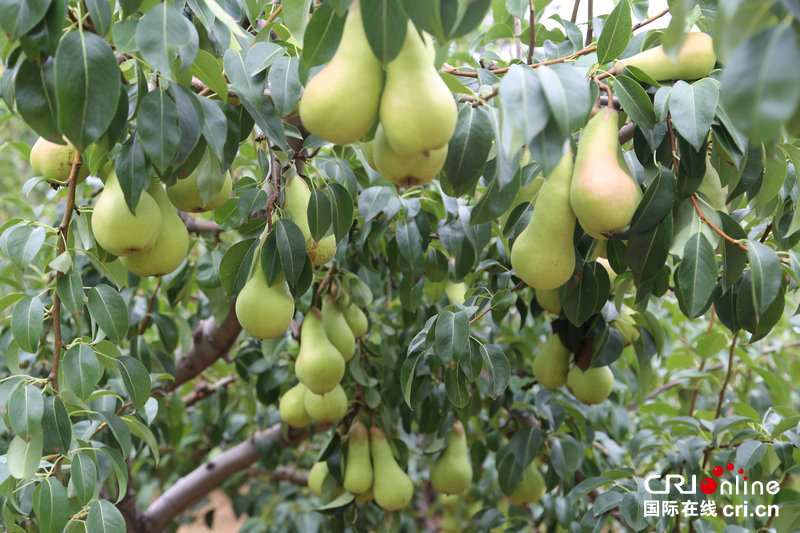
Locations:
675;233;718;318
7;433;43;479
62;344;100;399
11;295;44;353
114;134;149;214
274;219;307;287
138;89;180;173
361;0;408;64
327;182;354;241
357;186;392;222
596;0;631;64
55;31;121;150
268;56;301;117
85;0;111;37
5;225;46;269
537;64;593;137
301;2;346;67
498;65;548;143
626;213;673;284
87;285;129;342
57;273;84;315
69;451;97;504
0;0;50;38
669;79;719;151
135;3;192;79
116;356;151;410
122;414;160;466
511;426;542;468
167;85;205;169
14;58;59;140
441;104;493;196
496;443;522;495
86;500;126;533
434;310;470;363
245;42;284;76
562;261;611;326
746;240;781;317
94;411;132;458
307;189;332;242
628;168;675;234
97;446;128;502
480;344;510;399
401;351;424;407
219;237;258;297
33;477;68;533
7;384;43;438
736;440;766;470
614;75;655;129
42;396;72;453
188;50;228;102
281;0;313;44
444;365;469;408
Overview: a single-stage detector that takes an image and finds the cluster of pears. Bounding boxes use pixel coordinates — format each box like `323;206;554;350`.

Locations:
299;1;457;187
29;137;88;185
307;421;414;511
532;331;615;405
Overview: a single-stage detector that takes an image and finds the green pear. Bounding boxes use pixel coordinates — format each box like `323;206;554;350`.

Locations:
343;304;368;339
91;171;162;256
295;309;345;394
121;183;189;277
380;21;457;156
235;261;295;340
322;294;356;362
308;461;330;498
532;334;571;389
373;124;448;187
613;307;640;346
511;149;575;289
166;170;232;213
304;383;348;423
354;487;373;504
343;421;373;494
570;108;642;239
283;177;337;267
279;382;312;427
370;427;414;511
29;137;89;184
299;2;383;144
567;365;614;404
430;421;472;495
508;462;546;505
696;160;726;211
535;289;561;315
610;32;716;81
445;281;467;304
440;493;460;511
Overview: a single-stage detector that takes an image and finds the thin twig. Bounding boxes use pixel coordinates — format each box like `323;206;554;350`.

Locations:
470;281;526;325
138;279;162;335
585;0;594;46
264;4;283;25
570;0;581;23
527;1;536;64
714;331;739;419
690;195;748;252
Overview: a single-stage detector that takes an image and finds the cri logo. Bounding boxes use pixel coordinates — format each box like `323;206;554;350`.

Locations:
645;463;775;496
699;462;746;495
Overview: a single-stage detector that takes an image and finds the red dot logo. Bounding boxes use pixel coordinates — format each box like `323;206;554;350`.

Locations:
700;477;718;495
738;468;744;474
726;462;734;471
712;466;723;476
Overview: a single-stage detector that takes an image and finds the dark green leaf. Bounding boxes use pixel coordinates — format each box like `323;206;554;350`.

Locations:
308;189;332;242
361;0;408;63
596;0;631;64
511;426;542;468
57;273;84;315
614;74;655;129
69;451;97;504
42;395;71;453
115;134;149;213
87;285;129;342
444;365;470;408
435;310;470;363
720;213;748;290
498;65;548;143
85;0;111;36
274;219;308;286
442;104;493;196
538;64;593;137
11;295;44;353
0;0;50;38
138;89;181;173
327;182;354;241
480;343;510;398
626;212;673;284
302;2;346;67
116;356;151;410
675;233;718;318
86;500;126;533
33;477;68;533
669;79;719;151
135;3;192;79
94;411;132;458
62;344;100;399
358;186;392;221
269;56;301;117
219;238;258;297
628;168;675;234
747;240;782;317
562;261;611;326
14;58;59;140
7;384;43;438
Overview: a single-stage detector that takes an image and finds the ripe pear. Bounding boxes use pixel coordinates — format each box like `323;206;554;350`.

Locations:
235;263;295;340
570;108;642;239
279;382;312;427
304;383;348;423
567;365;614;404
343;421;373;494
91;171;162;256
166;170;232;213
121;183;189;277
610;32;715;81
370;427;414;511
380;21;457;156
295;309;345;394
430;421;472;495
511;149;575;289
308;461;331;498
343;304;368;339
283;177;337;267
322;294;356;362
30;137;88;184
508;462;546;505
298;3;383;144
696;160;726;211
533;334;571;389
373;124;448;187
535;289;561;315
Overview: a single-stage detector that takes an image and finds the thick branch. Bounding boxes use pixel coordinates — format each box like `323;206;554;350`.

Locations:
179;211;222;234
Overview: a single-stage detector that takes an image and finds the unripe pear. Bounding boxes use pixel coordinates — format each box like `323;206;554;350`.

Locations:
91;171;162;256
235;262;295;340
166;170;232;212
30;137;89;184
508;462;546;505
343;421;373;494
430;421;472;495
354;488;373;504
567;365;614;404
511;149;576;289
322;294;356;362
299;3;383;144
308;461;330;498
610;32;715;81
370;427;414;511
343;304;368;339
535;289;561;315
279;382;312;427
532;334;571;389
295;310;345;394
283;177;337;267
121;183;189;277
440;493;460;511
304;384;348;423
613;307;640;346
373;124;448;187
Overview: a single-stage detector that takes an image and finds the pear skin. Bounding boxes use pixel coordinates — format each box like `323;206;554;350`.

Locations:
91;171;162;256
343;304;368;339
610;32;715;81
354;488;373;504
295;309;345;394
373;124;448;187
304;383;348;423
283;177;337;267
279;382;312;427
430;421;473;495
508;462;546;505
308;462;330;498
30;137;88;184
343;421;373;494
570;108;642;238
166;170;232;213
511;149;575;289
299;3;383;144
235;262;295;340
567;365;614;404
370;427;414;511
535;289;561;315
380;21;457;155
322;294;356;362
532;334;571;389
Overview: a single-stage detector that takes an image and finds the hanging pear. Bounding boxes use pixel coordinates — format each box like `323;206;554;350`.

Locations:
166;170;232;213
567;365;615;404
30;137;88;184
343;421;373;494
535;289;561;315
295;309;345;395
532;333;571;389
373;124;448;187
322;294;356;362
430;421;473;495
511;149;575;289
304;383;348;423
283;177;337;267
308;462;332;498
299;2;383;144
380;21;457;156
91;171;162;256
343;304;368;339
570;108;642;239
235;259;295;340
610;33;715;81
121;183;190;277
508;461;546;505
370;427;414;511
279;382;312;427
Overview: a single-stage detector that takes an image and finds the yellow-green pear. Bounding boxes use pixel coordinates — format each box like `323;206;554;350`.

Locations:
445;281;467;304
295;309;345;394
532;334;571;389
304;383;348;423
308;461;330;498
121;183;189;277
508;462;546;505
30;137;89;184
373;124;448;187
283;177;337;267
380;21;457;155
440;493;460;511
613;307;640;346
235;261;295;340
570;108;642;239
535;289;561;315
279;382;312;427
343;304;368;339
299;2;383;144
696;160;726;211
430;421;472;495
511;149;575;289
166;170;232;212
567;365;614;404
322;294;356;362
91;171;162;256
610;32;716;81
370;427;414;511
354;488;373;504
343;421;373;494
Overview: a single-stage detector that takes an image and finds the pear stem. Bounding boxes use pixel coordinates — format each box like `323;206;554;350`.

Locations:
138;279;163;335
311;265;337;308
469;281;525;325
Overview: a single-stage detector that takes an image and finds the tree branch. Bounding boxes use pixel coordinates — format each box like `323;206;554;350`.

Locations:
181;376;237;407
179;211;222;235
